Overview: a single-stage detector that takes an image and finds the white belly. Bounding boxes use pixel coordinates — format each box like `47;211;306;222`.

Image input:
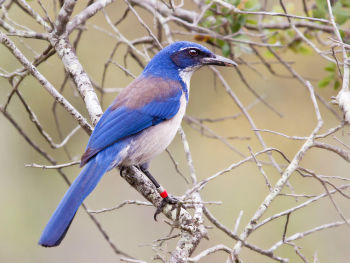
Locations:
120;93;187;166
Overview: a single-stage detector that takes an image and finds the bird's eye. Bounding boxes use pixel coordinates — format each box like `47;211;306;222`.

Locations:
188;49;199;57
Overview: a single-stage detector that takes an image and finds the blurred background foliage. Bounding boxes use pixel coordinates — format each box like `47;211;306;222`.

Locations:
0;0;350;262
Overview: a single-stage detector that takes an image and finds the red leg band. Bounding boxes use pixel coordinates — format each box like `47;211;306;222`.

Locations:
160;190;168;199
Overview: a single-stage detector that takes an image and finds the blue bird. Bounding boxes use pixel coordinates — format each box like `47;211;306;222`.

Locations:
39;41;236;247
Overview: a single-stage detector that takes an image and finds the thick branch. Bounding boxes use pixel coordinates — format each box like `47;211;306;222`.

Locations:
49;35;103;126
121;166;207;263
0;31;92;133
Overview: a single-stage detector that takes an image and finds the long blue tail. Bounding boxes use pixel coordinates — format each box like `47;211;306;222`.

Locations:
38;149;115;247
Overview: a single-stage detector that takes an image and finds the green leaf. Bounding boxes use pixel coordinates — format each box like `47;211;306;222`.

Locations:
316;0;327;10
313;0;327;18
333;2;350;25
333;79;341;90
230;15;246;33
268;34;277;44
339;29;346;40
246;19;257;25
289;40;312;54
221;42;231;57
304;31;314;40
287;29;295;38
298;44;313;55
312;8;326;18
289;39;301;52
244;0;261;11
227;0;240;5
335;12;349;25
318;76;332;88
216;39;225;47
231;23;241;33
325;63;336;72
263;50;274;59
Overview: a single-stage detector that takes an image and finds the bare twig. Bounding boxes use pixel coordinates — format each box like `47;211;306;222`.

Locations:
25;161;80;169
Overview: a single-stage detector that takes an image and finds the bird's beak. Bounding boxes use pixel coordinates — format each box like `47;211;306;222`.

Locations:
201;55;237;67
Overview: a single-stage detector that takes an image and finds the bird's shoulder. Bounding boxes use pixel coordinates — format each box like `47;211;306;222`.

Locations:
111;76;183;110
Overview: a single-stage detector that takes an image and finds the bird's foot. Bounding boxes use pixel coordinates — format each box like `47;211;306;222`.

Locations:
136;166;180;220
154;194;179;221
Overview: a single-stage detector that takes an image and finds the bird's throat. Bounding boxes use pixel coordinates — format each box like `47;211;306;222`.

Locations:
179;68;195;100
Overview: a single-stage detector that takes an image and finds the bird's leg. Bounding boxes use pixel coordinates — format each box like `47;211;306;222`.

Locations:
138;165;178;220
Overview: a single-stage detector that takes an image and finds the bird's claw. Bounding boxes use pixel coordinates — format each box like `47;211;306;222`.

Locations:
154;195;178;221
119;166;127;177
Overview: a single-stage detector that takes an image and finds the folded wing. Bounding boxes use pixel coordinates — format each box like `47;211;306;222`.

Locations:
81;77;183;166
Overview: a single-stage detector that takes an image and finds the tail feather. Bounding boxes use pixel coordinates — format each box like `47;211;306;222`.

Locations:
38;156;111;247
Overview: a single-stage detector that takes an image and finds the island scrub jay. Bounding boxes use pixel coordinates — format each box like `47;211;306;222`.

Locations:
39;41;236;247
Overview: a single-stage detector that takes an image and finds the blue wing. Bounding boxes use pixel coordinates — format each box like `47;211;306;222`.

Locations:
81;77;183;166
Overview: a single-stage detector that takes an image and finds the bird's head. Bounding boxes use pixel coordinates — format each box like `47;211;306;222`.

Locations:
167;41;237;69
142;41;236;80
